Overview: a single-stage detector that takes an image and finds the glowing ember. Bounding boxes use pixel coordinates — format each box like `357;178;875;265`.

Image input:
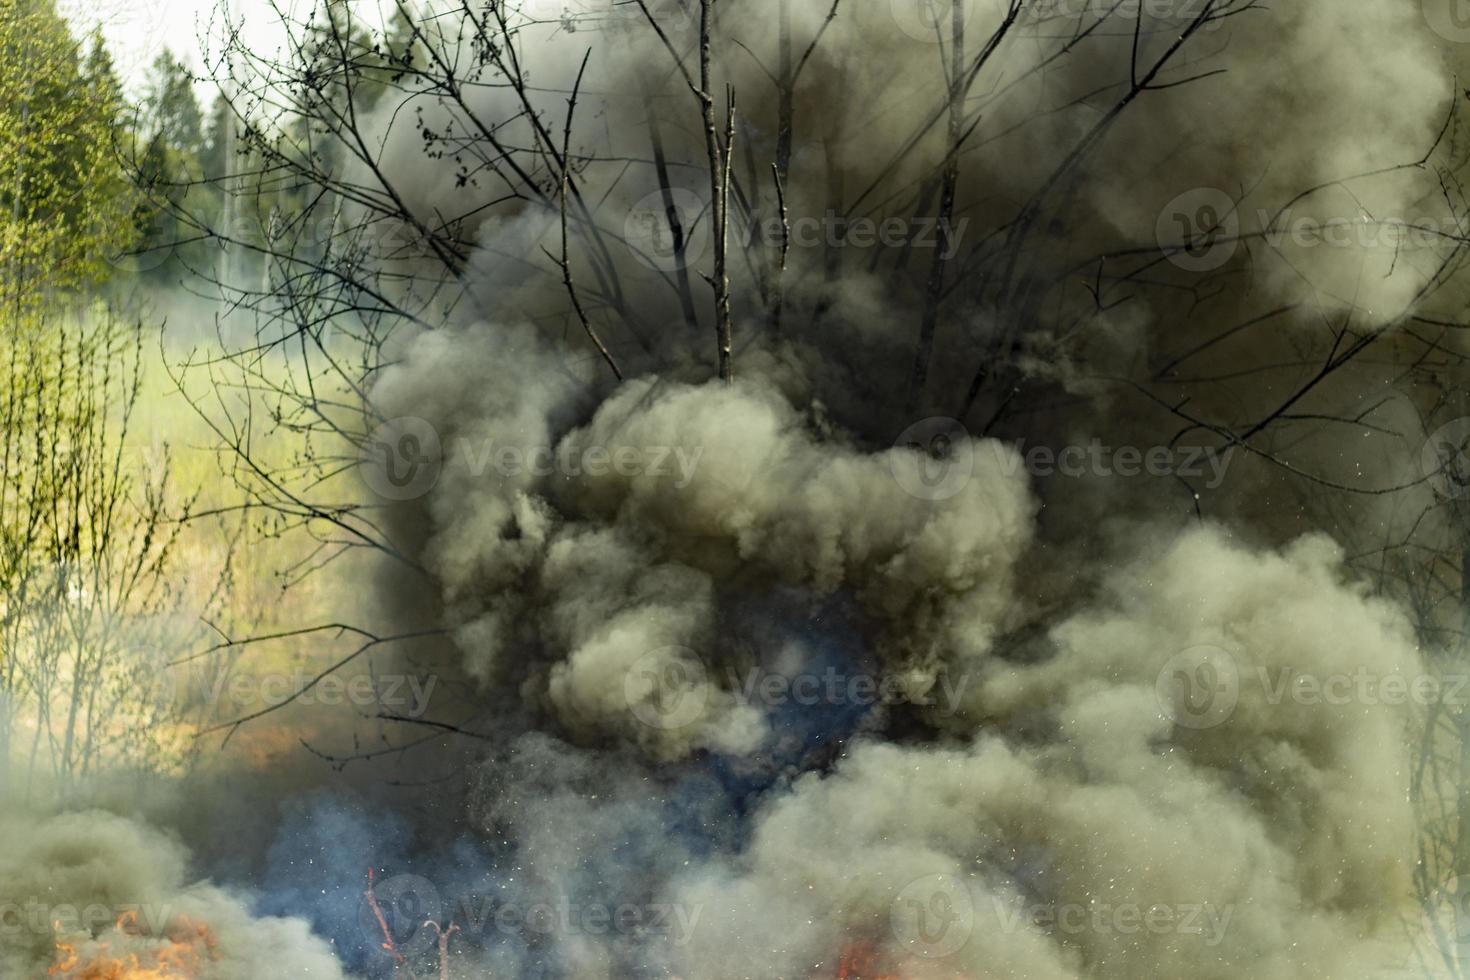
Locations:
48;911;216;979
835;940;901;980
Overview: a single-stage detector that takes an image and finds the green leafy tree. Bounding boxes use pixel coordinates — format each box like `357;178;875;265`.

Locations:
129;50;215;282
80;30;123;113
0;0;136;307
143;51;204;160
199;94;234;182
0;8;215;797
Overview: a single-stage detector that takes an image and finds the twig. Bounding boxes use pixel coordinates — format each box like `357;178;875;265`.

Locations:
366;869;420;980
426;921;459;980
546;50;623;380
768;162;789;329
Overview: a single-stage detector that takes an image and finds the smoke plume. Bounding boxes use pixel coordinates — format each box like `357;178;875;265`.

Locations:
9;0;1467;977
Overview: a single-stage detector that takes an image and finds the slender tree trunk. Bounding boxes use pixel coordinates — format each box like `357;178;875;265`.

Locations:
640;72;699;333
908;0;964;416
0;692;10;798
700;0;734;382
1454;538;1470;979
768;0;794;331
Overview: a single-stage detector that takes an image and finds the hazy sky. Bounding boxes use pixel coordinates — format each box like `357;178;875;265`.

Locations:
56;0;289;92
55;0;589;95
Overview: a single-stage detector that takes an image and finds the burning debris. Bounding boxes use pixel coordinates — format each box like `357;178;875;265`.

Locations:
363;869;457;980
0;810;345;980
48;911;215;979
833;941;901;980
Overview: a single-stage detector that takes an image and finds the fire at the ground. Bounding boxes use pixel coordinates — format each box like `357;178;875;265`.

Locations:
835;940;903;979
48;910;215;979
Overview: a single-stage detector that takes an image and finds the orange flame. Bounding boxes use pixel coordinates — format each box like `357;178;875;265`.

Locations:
836;940;902;980
48;911;216;980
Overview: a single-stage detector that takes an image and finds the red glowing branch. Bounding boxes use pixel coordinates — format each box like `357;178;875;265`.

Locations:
365;868;420;980
365;869;460;980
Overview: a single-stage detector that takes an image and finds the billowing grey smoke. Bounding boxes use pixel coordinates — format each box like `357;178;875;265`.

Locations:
373;329;1035;758
341;0;1457;975
668;527;1426;978
377;316;1430;974
0;808;346;978
12;0;1463;976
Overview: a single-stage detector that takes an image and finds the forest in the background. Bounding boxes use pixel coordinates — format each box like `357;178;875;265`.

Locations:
0;0;358;797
